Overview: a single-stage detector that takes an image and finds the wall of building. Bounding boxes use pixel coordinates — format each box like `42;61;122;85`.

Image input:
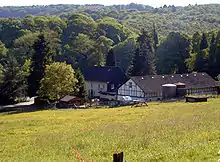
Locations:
99;93;117;101
85;81;107;98
118;79;145;98
186;87;218;95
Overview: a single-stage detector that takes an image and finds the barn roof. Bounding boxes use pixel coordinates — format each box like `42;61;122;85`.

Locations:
84;66;128;89
131;73;217;94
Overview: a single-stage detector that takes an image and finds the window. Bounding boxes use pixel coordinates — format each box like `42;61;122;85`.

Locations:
99;84;105;90
111;84;114;90
129;82;132;88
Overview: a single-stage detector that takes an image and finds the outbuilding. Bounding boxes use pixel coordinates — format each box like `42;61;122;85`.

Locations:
59;95;81;108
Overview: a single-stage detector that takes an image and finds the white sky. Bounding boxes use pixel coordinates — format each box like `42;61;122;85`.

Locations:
0;0;219;7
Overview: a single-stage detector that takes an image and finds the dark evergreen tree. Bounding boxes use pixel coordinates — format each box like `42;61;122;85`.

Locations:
200;33;208;50
28;34;52;97
74;68;87;99
131;30;156;76
215;31;220;75
195;49;208;72
192;32;201;53
193;33;210;73
130;48;142;76
208;33;216;77
153;23;159;51
106;48;115;66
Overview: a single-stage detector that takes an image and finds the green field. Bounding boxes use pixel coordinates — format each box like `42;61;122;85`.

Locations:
1;99;220;162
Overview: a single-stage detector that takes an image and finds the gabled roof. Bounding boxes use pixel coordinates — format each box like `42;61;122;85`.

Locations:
131;73;217;94
84;66;128;88
60;95;80;102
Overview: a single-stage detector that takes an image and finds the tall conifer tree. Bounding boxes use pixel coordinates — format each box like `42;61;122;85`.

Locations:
131;29;156;76
200;33;208;50
153;23;159;51
106;48;115;66
28;34;52;97
215;31;220;75
208;33;216;76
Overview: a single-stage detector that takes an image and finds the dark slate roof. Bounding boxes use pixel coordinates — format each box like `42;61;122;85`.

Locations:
131;73;217;94
84;66;128;90
60;95;79;102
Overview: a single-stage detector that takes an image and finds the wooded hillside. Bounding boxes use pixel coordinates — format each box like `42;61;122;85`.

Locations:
0;3;219;104
0;4;220;35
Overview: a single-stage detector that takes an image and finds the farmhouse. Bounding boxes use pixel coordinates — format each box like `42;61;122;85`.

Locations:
84;66;127;99
118;73;218;101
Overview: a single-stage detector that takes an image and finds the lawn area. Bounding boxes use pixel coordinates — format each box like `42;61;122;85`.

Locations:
0;99;220;162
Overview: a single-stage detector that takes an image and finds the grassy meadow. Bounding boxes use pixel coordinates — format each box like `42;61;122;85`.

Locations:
0;99;220;161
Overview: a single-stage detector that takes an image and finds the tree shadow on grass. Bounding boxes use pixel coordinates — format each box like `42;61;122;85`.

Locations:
0;104;40;115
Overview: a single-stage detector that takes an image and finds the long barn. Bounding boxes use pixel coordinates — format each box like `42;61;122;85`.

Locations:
117;73;218;101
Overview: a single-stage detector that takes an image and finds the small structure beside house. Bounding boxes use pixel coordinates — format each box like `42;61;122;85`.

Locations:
84;66;127;100
186;96;208;102
59;95;81;108
118;73;218;101
162;84;177;99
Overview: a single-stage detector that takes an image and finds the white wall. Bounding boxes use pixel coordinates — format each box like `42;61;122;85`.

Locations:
99;93;117;100
85;81;107;98
118;79;145;98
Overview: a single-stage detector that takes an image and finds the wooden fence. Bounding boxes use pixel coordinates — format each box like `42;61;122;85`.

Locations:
113;152;124;162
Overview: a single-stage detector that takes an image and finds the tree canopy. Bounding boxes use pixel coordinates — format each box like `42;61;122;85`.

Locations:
38;62;78;102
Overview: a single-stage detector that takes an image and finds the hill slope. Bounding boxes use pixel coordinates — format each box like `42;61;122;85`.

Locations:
0;4;220;35
1;99;220;161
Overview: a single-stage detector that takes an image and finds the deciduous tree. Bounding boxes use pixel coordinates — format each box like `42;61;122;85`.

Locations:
74;68;87;99
38;62;78;102
0;41;7;60
156;32;190;74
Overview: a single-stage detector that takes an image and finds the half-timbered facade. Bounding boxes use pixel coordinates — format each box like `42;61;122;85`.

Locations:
118;79;144;98
117;73;218;100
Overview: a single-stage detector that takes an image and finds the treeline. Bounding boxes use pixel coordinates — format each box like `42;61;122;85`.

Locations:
0;12;219;105
125;28;220;78
0;3;151;17
0;4;220;36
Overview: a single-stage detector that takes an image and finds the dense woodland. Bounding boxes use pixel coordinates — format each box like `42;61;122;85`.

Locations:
0;3;220;104
0;3;220;35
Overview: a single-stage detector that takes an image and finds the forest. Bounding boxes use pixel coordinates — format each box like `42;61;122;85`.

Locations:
0;3;219;104
0;3;220;35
